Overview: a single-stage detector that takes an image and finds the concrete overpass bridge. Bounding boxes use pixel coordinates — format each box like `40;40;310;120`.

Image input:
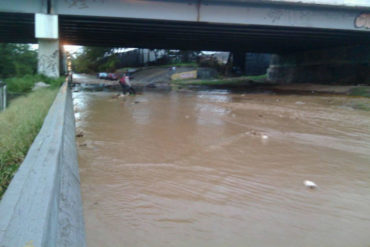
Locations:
1;0;370;51
1;0;370;81
0;2;370;247
0;0;370;81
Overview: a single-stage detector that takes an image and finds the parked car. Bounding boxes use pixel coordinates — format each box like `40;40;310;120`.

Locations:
126;71;134;80
107;73;119;80
97;72;108;79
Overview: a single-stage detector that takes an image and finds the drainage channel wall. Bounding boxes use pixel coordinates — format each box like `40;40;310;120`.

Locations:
0;83;85;247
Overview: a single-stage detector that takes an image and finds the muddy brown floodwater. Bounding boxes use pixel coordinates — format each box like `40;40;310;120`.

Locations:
73;89;370;247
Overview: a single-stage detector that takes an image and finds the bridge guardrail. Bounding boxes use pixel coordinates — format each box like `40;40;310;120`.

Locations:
0;82;85;247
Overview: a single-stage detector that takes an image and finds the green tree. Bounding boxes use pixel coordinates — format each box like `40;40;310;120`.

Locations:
13;45;37;75
0;44;37;78
98;55;119;72
72;46;113;73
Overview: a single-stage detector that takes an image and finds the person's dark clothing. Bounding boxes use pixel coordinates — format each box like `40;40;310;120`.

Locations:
120;83;135;95
119;75;135;95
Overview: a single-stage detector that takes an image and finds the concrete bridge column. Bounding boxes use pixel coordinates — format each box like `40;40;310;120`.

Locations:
232;52;246;74
35;14;60;78
267;46;370;84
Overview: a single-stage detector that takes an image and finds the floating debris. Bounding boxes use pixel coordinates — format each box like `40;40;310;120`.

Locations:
261;134;269;140
185;115;190;119
304;180;317;189
245;130;258;136
76;131;84;138
295;101;305;105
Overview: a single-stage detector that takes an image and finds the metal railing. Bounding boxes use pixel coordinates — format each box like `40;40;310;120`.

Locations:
0;81;7;111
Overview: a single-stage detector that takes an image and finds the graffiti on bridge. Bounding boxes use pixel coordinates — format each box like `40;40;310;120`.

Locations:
65;0;105;9
39;50;59;76
355;13;370;29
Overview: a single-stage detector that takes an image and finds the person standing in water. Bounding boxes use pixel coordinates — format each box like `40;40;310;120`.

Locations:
119;73;136;95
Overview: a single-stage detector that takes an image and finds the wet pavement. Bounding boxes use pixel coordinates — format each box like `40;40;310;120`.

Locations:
74;88;370;247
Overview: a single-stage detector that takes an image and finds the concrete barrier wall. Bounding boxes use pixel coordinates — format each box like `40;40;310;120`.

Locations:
267;46;370;84
0;83;85;247
171;70;197;80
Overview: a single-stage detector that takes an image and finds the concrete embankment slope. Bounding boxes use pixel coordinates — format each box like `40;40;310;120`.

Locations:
0;83;85;247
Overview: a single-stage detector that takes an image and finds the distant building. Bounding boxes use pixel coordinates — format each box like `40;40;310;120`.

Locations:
113;49;167;68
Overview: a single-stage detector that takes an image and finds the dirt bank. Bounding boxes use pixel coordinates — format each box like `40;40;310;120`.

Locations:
72;66;195;87
272;83;370;96
72;70;370;98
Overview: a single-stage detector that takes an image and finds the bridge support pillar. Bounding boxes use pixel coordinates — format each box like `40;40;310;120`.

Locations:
232;52;246;75
35;14;60;78
38;40;60;78
267;46;370;84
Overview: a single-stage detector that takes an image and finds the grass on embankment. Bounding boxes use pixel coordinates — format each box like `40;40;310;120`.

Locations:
171;74;267;86
348;87;370;98
347;87;370;111
5;74;65;94
0;77;64;199
115;63;199;73
160;62;198;68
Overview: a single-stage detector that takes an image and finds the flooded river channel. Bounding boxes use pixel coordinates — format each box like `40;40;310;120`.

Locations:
73;88;370;247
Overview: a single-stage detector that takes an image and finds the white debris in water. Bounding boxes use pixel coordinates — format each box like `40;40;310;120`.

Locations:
261;134;269;140
304;180;317;189
245;130;257;136
185;115;190;119
295;101;305;105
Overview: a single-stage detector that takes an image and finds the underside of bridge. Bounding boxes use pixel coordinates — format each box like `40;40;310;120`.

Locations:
61;15;370;53
1;12;370;53
1;0;369;82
